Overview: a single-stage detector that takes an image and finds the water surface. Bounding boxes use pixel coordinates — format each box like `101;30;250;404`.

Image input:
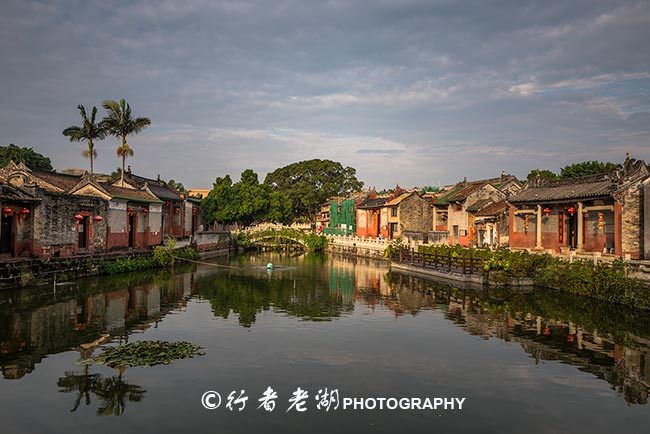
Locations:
1;253;649;434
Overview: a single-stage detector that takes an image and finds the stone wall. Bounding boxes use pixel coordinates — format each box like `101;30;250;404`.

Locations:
622;185;643;259
643;178;650;259
398;194;432;234
193;230;231;252
33;192;108;257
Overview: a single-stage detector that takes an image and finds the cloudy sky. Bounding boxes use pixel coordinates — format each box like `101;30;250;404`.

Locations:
1;0;649;189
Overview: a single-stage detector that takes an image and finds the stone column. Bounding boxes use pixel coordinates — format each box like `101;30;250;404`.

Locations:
576;201;584;251
534;204;543;250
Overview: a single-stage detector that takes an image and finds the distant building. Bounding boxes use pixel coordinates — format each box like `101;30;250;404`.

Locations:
433;174;522;246
508;156;649;258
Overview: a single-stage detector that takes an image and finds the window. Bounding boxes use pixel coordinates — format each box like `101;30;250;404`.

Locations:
391;207;398;217
453;225;459;238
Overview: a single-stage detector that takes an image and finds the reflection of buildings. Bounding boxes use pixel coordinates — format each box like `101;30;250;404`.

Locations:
0;273;191;379
381;271;650;405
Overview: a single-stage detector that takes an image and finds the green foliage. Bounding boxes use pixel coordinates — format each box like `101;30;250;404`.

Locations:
0;144;53;171
384;237;404;258
101;256;158;275
560;160;617;178
95;340;203;368
166;179;186;193
202;170;292;226
153;237;176;267
303;233;328;252
526;168;558;181
415;244;649;308
263;159;364;219
62;105;106;174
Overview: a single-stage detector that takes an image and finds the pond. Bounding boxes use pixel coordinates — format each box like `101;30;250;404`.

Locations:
0;252;649;434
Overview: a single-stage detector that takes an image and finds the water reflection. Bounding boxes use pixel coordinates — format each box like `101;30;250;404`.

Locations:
0;269;194;379
0;253;649;409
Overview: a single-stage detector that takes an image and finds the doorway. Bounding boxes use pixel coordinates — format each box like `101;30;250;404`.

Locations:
567;213;578;249
78;216;88;249
0;215;14;254
128;214;136;248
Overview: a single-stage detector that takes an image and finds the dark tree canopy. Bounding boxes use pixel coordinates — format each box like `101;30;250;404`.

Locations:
526;161;617;182
559;161;617;178
263;159;363;219
0;144;53;171
526;169;558;181
203;170;292;227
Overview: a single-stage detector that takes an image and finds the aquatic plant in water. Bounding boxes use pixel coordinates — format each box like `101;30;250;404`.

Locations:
95;340;204;368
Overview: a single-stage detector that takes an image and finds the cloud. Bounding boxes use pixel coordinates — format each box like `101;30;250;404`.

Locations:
0;0;648;188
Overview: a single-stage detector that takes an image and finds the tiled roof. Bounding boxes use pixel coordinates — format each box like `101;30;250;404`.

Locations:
466;198;493;213
33;171;82;191
356;197;387;209
435;175;519;204
101;183;162;203
475;200;507;216
509;175;614;203
385;192;414;206
146;182;181;201
0;184;38;202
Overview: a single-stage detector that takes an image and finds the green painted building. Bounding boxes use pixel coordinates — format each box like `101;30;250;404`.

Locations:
323;199;356;235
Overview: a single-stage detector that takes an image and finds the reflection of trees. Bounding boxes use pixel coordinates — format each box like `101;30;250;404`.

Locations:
196;273;354;327
57;370;145;416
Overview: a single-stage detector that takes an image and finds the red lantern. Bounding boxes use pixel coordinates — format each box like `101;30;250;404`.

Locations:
192;207;198;214
19;208;30;215
543;207;552;215
2;207;13;216
74;213;84;222
127;207;135;215
141;207;149;214
93;215;103;222
567;207;576;215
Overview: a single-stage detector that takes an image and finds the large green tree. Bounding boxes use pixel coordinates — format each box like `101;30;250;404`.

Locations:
62;105;106;174
101;99;151;184
526;168;558;181
0;144;53;171
203;170;293;226
263;159;363;219
559;161;617;178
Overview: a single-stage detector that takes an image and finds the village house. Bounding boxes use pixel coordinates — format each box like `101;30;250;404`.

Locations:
433;173;522;246
508;156;649;259
0;162;193;258
112;168;201;239
356;193;389;239
384;191;433;241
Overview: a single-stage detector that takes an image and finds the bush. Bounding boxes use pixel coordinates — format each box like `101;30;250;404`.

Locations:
153;237;176;267
303;233;328;252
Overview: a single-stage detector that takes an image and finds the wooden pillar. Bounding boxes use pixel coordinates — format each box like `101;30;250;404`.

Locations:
576;201;584;251
614;201;622;256
534;204;543;250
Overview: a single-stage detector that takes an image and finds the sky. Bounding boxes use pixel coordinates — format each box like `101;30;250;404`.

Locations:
1;0;649;189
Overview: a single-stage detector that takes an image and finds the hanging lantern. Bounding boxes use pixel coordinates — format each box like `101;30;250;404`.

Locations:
192;207;198;214
567;207;576;215
2;207;13;216
19;208;30;215
543;207;552;216
74;213;84;222
543;326;552;336
141;207;149;214
598;212;604;229
523;215;529;230
93;215;103;222
127;207;135;215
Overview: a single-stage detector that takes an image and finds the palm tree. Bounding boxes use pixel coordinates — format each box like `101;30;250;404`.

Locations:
62;105;106;174
101;99;151;184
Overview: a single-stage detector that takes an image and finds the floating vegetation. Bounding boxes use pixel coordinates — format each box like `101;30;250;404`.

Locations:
95;340;204;368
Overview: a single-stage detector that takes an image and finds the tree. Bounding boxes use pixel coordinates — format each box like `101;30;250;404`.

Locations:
559;161;617;179
62;105;106;174
202;170;293;226
167;179;186;193
526;169;558;181
0;144;53;171
263;159;363;219
101;99;151;184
